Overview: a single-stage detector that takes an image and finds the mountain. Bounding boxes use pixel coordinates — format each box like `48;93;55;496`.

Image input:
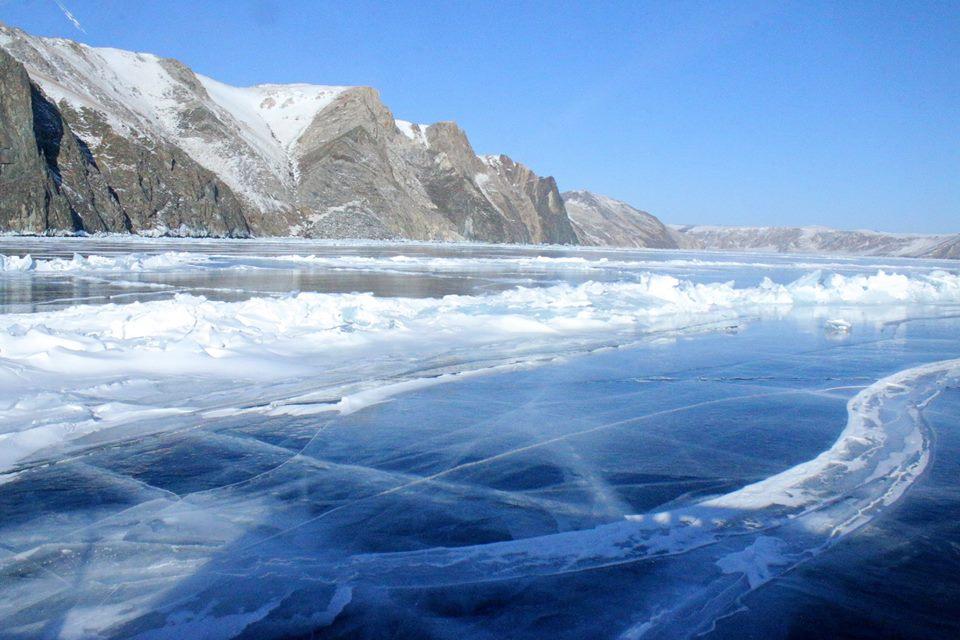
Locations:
2;24;952;253
562;190;677;248
922;235;960;260
558;188;959;259
0;23;578;242
670;224;957;258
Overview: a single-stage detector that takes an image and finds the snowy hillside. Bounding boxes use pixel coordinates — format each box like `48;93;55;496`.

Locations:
0;22;577;243
0;24;349;209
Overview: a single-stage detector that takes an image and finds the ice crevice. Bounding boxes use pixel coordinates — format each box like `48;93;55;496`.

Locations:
38;358;950;640
316;358;960;639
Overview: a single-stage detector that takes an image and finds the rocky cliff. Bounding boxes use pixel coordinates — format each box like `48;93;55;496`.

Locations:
0;23;576;242
0;45;124;234
3;24;951;253
562;190;676;248
923;236;960;260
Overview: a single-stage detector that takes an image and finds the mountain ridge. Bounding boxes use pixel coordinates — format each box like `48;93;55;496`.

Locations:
669;223;956;258
0;22;577;243
562;189;677;249
1;23;954;257
560;189;957;258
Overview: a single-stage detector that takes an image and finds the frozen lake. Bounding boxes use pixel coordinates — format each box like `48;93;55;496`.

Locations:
1;238;959;639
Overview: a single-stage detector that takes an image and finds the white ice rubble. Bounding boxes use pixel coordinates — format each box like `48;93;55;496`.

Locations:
1;267;959;473
0;251;207;272
3;249;959;276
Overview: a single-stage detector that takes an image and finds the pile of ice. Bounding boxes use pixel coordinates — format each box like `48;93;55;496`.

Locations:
1;269;958;474
2;270;958;379
0;252;207;273
783;269;960;304
4;249;956;278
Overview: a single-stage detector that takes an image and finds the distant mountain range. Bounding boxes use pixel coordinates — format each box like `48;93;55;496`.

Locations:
563;192;958;258
0;23;955;258
670;224;960;259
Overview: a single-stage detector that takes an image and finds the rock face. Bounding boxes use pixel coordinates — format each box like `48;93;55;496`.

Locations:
0;44;65;232
0;45;120;233
0;23;577;242
0;39;250;236
562;190;677;248
669;224;957;258
924;236;960;259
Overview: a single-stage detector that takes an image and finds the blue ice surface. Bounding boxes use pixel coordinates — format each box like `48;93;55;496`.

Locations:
1;240;959;639
1;314;957;639
710;323;960;640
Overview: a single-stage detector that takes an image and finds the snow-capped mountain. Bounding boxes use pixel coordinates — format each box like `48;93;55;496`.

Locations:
670;224;956;258
0;23;577;242
1;23;953;253
562;190;677;248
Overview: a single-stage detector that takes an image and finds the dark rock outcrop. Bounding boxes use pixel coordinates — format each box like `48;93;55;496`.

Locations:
57;102;251;236
1;45;102;233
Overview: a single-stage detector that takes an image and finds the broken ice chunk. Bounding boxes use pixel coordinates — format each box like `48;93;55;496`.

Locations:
825;318;852;335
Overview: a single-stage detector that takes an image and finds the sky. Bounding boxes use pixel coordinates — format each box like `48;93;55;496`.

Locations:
0;0;957;233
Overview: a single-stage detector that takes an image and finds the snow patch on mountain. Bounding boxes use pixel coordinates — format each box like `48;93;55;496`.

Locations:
198;77;347;152
395;120;429;146
0;24;356;210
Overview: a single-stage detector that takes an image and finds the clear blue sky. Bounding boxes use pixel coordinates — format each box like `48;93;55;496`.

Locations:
1;0;957;233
